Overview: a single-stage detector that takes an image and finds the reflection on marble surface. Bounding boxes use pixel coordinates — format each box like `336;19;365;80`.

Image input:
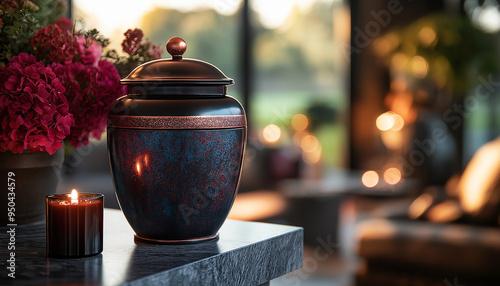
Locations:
0;209;302;285
47;254;103;285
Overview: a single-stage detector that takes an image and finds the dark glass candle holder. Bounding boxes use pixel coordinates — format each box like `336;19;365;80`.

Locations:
46;193;104;258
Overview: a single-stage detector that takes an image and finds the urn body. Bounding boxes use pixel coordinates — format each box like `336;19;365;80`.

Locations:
107;37;246;243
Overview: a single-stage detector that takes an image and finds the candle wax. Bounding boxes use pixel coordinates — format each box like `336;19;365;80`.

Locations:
46;193;103;258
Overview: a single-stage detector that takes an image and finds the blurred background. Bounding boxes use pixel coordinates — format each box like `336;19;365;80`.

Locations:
59;0;500;285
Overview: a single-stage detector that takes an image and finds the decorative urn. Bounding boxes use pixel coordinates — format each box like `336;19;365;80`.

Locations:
107;37;246;243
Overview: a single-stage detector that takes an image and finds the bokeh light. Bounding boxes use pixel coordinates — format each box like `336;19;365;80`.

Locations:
410;56;429;78
384;167;402;185
418;26;436;46
301;134;319;153
391;113;405;131
262;124;281;143
376;112;396;131
376;111;404;132
302;145;322;164
291;114;309;131
408;193;433;219
466;0;500;33
362;171;379;188
293;131;307;146
426;200;463;223
391;53;409;71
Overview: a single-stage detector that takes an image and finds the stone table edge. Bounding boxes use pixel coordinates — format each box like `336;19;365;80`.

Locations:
121;227;304;286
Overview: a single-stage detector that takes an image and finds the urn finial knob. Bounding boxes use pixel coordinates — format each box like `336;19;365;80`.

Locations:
166;37;187;60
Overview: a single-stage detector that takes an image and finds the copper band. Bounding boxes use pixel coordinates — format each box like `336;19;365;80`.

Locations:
108;115;246;129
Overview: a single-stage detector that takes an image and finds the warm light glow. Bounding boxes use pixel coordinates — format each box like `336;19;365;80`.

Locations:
228;191;286;221
136;162;141;174
458;139;500;214
291;114;309;131
333;5;351;45
376;112;395;131
373;33;398;57
376;111;404;132
391;53;408;71
300;134;319;153
388;91;414;123
357;219;398;240
252;0;294;29
390;77;408;93
380;130;404;150
74;0;242;37
69;189;79;204
383;168;402;185
427;200;462;223
252;0;324;29
411;56;429;78
418;26;436;46
373;38;392;57
262;124;281;143
391;113;404;131
408;193;433;219
362;171;379;188
302;145;322;164
293;131;307;146
144;155;149;167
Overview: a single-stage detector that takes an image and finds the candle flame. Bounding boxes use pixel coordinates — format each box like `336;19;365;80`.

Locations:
70;189;78;204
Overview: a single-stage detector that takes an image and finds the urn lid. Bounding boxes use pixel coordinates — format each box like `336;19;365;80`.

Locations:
120;37;234;87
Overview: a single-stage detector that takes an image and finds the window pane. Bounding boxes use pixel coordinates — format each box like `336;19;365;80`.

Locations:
250;0;348;167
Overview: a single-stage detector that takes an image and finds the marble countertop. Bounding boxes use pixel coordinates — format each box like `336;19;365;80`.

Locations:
0;209;303;285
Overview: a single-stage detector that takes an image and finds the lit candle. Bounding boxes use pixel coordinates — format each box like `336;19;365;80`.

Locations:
69;189;78;204
46;190;104;258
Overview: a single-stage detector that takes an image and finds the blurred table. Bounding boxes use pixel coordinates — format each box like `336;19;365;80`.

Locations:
279;169;416;246
0;209;303;285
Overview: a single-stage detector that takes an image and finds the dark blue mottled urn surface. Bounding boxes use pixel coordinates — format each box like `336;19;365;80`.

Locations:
108;127;245;241
107;37;246;243
107;96;246;243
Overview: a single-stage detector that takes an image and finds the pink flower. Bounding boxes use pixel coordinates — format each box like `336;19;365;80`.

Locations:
0;53;74;154
76;35;103;67
122;28;144;54
52;59;123;148
149;42;163;59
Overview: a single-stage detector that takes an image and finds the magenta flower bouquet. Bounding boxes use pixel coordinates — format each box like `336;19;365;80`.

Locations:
0;0;162;154
0;53;73;154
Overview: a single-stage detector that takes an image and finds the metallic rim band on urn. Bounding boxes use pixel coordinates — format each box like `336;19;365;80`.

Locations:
107;115;247;129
